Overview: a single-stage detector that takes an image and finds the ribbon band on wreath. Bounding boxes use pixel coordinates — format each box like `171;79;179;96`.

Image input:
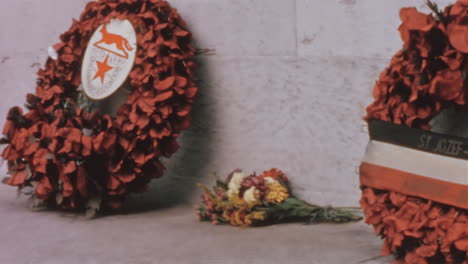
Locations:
361;120;468;210
359;1;468;261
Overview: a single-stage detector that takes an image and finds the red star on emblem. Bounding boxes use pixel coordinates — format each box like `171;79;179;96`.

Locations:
93;55;113;84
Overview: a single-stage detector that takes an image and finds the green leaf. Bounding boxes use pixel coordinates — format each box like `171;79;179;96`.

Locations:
25;165;32;180
28;135;37;144
56;193;63;205
1;177;10;184
277;176;288;189
85;196;101;219
31;195;46;210
261;198;362;224
85;208;98;219
216;180;228;190
214;173;228;190
425;0;444;22
217;216;228;224
19;186;34;195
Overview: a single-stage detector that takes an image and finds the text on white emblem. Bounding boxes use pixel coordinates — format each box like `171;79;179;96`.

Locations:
81;19;137;100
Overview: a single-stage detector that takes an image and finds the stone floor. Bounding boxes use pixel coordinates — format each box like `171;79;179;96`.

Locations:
0;184;394;264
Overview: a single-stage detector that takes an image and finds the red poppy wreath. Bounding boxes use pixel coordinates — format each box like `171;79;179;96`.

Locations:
361;1;468;263
1;0;198;216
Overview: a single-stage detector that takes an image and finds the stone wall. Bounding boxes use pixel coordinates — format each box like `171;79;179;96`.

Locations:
0;0;455;206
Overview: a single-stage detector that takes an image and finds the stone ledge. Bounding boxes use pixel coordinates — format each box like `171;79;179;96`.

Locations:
0;185;390;264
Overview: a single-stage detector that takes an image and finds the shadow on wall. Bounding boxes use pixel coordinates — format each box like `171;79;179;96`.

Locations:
122;44;216;214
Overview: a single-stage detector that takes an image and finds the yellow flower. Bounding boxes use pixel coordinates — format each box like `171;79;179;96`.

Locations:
264;180;289;204
229;193;250;209
244;211;266;225
250;211;266;220
230;210;246;226
222;210;232;222
214;196;228;211
226;210;267;227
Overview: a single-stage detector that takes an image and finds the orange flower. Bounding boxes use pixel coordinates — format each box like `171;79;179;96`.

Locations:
399;7;436;48
447;1;468;53
429;69;465;103
361;187;468;263
259;168;289;183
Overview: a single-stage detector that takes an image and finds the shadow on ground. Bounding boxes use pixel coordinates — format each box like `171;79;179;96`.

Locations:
121;48;216;214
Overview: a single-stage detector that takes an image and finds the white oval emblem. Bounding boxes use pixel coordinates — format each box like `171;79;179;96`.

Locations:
81;19;137;100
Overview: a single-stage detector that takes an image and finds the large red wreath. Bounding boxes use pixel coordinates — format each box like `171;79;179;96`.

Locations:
362;1;468;263
1;0;197;215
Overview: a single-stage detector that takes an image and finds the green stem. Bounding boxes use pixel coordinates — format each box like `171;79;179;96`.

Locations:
261;198;363;224
425;0;444;23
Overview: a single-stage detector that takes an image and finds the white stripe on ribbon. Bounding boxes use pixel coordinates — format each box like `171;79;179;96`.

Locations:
363;141;468;186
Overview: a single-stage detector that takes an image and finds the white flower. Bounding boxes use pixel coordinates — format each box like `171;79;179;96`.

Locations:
48;46;58;60
263;177;278;186
227;171;247;198
243;186;259;205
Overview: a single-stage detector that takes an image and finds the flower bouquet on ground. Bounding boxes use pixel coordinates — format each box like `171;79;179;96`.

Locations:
196;169;362;227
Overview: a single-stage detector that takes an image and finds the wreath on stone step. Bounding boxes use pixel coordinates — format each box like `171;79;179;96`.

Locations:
1;0;198;217
362;1;468;263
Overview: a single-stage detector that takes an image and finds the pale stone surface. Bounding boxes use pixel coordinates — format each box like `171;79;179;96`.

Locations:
0;0;89;55
161;56;387;206
0;184;385;264
297;0;455;58
170;0;297;56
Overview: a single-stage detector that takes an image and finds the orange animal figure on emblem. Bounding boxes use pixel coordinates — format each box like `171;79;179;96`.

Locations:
94;24;134;59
